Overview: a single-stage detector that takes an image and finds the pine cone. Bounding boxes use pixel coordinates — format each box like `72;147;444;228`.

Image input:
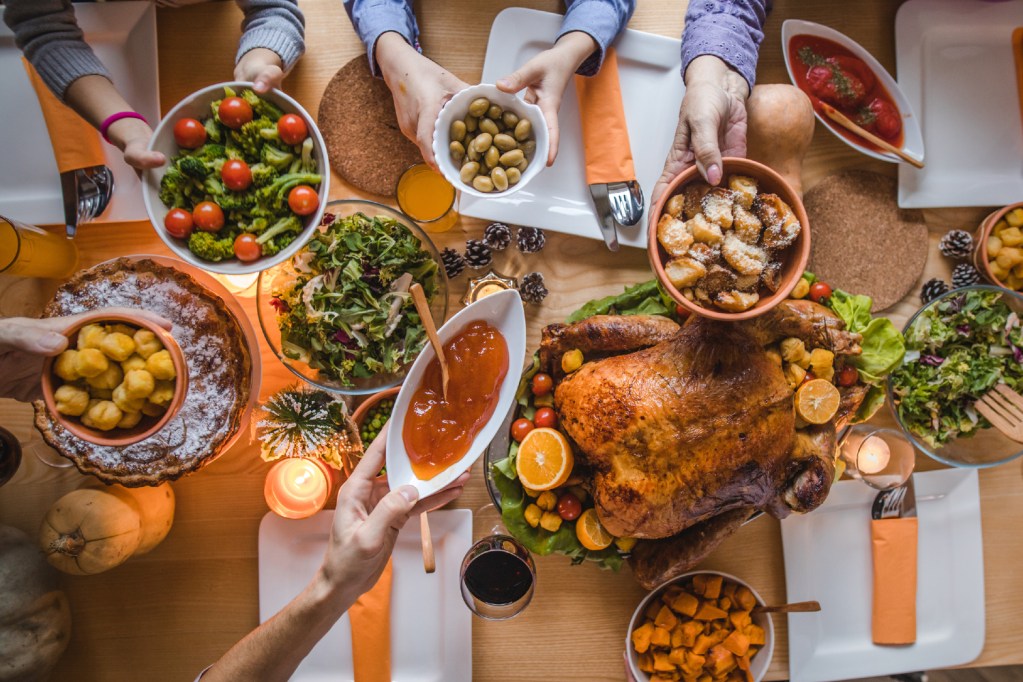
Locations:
516;226;546;254
920;278;949;304
464;239;493;269
483;222;512;251
440;247;465;279
952;263;981;289
519;271;548;304
938;229;974;259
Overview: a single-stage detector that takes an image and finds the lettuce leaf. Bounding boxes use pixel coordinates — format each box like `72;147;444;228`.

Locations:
566;280;669;323
829;290;872;333
827;290;905;386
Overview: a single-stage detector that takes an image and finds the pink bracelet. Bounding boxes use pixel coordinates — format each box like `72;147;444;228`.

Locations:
99;111;148;144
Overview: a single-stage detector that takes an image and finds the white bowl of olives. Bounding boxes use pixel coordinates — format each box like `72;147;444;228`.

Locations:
433;84;549;198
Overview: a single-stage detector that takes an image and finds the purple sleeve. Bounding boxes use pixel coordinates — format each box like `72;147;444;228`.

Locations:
680;0;771;89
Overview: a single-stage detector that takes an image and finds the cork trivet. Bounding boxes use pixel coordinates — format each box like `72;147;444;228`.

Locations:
805;170;927;311
318;57;421;197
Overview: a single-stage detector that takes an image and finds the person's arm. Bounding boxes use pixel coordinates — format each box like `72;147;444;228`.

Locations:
558;0;635;76
342;0;419;77
234;0;305;93
680;0;769;95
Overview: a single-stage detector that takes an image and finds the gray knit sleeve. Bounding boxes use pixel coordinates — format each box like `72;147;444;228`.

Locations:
2;0;111;101
235;0;306;73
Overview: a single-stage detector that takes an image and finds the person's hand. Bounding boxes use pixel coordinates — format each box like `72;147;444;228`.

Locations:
108;116;165;172
495;31;597;166
652;55;751;205
0;308;172;402
236;48;286;95
317;431;470;600
375;32;469;168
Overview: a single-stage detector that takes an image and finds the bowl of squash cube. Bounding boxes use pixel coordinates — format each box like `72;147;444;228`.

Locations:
974;201;1023;291
40;313;188;447
648;158;810;321
627;571;774;682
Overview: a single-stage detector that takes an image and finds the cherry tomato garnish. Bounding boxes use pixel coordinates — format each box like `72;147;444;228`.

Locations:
218;96;253;129
221;159;253;192
511;418;534;443
837;364;860;387
163;208;193;239
802;371;816;385
233;233;262;262
277;113;309;146
534;407;558;429
532;373;553;396
809;281;833;304
675;304;691;319
556;492;582;521
173;118;207;149
192;201;225;232
287;185;319;216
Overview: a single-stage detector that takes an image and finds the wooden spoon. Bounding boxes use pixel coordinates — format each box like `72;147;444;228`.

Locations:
819;103;924;169
409;282;448;401
752;600;821;615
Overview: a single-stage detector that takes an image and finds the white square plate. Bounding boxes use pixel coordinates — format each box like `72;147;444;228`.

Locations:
0;2;159;225
896;0;1023;208
781;468;984;682
459;8;685;249
258;509;472;682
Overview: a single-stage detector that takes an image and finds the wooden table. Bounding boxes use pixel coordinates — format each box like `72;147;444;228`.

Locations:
1;1;1021;680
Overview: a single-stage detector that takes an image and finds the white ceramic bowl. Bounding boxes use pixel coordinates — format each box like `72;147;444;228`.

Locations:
781;19;924;166
142;81;330;275
626;570;775;682
432;84;549;199
385;289;526;498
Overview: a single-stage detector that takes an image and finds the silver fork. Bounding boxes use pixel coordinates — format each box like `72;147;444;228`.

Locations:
975;383;1023;443
874;485;907;520
607;180;644;227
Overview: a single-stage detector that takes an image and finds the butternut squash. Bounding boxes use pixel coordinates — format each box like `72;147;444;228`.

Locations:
84;482;175;555
39;489;141;575
746;84;816;197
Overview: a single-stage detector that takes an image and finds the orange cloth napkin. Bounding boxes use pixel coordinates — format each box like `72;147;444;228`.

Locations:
22;58;105;174
574;48;635;185
348;559;392;682
870;517;918;645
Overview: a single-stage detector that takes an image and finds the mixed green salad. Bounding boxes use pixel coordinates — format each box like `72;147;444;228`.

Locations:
270;212;440;386
891;288;1023;448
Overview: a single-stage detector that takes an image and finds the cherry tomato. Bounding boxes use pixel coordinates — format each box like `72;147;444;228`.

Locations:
287;185;319;216
861;98;902;141
163;208;193;239
192;201;225;232
534;407;558;429
173;118;207;149
511;418;534;443
556;492;582;521
233;233;262;262
809;281;833;304
675;304;691;320
802;371;816;385
532;373;553;396
837;364;860;387
218;96;253;129
277;113;309;145
221;159;253;192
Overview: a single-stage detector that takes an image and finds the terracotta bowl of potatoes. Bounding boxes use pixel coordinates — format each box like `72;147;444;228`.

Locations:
648;158;810;321
40;312;188;447
626;570;775;682
973;201;1023;292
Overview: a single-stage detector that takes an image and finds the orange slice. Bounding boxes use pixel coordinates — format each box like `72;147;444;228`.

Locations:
576;508;614;551
795;378;841;425
515;427;573;491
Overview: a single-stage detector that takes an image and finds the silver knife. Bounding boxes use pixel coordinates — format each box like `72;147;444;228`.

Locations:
588;183;619;252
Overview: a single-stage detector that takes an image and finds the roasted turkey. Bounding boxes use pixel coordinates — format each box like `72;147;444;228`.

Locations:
539;299;864;589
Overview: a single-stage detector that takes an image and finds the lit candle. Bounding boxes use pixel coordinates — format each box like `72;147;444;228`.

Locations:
264;457;331;519
857;435;891;475
214;272;259;296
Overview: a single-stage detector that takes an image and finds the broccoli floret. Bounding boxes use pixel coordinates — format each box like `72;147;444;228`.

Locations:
255;215;302;245
299;137;317;174
225;146;245;161
260;239;283;257
218;189;257;212
261;144;295;171
203;118;222;144
189;143;226;163
203;176;225;196
229;117;276;160
188;231;235;262
245;217;271;234
177;155;208;180
241;88;283;121
159;167;190;207
250;163;279;188
255;172;322;210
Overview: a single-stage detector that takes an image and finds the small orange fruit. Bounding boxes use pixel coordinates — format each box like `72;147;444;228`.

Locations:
795;378;841;424
515;427;573;491
576;508;614;551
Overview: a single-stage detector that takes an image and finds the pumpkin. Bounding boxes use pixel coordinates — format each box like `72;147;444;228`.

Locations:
83;482;175;555
0;525;71;681
39;489;141;575
745;84;816;197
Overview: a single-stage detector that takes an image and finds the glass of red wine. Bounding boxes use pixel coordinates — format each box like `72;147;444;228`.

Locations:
0;425;22;487
459;504;536;620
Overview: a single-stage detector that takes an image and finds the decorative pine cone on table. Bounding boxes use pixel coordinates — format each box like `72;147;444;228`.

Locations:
464;239;493;270
938;229;974;259
952;263;981;289
920;278;950;304
516;226;546;254
483;222;512;251
440;247;466;279
519;272;548;304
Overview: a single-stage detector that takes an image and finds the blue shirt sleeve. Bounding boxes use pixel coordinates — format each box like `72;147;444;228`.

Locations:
680;0;771;89
343;0;420;77
559;0;635;76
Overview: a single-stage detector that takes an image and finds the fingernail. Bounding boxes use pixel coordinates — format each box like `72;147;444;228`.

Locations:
496;78;512;89
707;164;722;185
39;333;65;352
398;485;419;504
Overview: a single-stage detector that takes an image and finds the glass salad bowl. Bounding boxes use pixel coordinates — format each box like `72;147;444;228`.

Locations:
257;199;448;395
887;285;1023;468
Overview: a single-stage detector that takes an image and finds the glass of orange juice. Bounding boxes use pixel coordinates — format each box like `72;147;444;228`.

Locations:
396;164;458;233
0;215;78;279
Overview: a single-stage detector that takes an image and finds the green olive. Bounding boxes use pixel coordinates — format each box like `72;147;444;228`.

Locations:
484;145;500;169
499;149;524;167
473;133;493;153
450;119;467;141
521;140;537;157
466;144;480;162
468;98;491;117
491;167;509;191
493;133;517;152
449;140;465;161
460;162;480;184
465;115;478;133
516;158;529;172
514;118;532;141
479;117;499;136
472;175;495;193
505;167;522;185
502;111;519;129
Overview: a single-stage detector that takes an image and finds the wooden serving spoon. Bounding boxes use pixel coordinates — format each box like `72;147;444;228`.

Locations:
752;600;821;615
819;103;924;169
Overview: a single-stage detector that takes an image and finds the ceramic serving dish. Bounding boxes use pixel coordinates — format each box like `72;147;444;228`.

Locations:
972;201;1023;292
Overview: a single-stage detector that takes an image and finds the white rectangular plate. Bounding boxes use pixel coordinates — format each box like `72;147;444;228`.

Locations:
0;2;159;225
896;0;1023;207
460;7;685;249
781;468;984;682
259;508;472;682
